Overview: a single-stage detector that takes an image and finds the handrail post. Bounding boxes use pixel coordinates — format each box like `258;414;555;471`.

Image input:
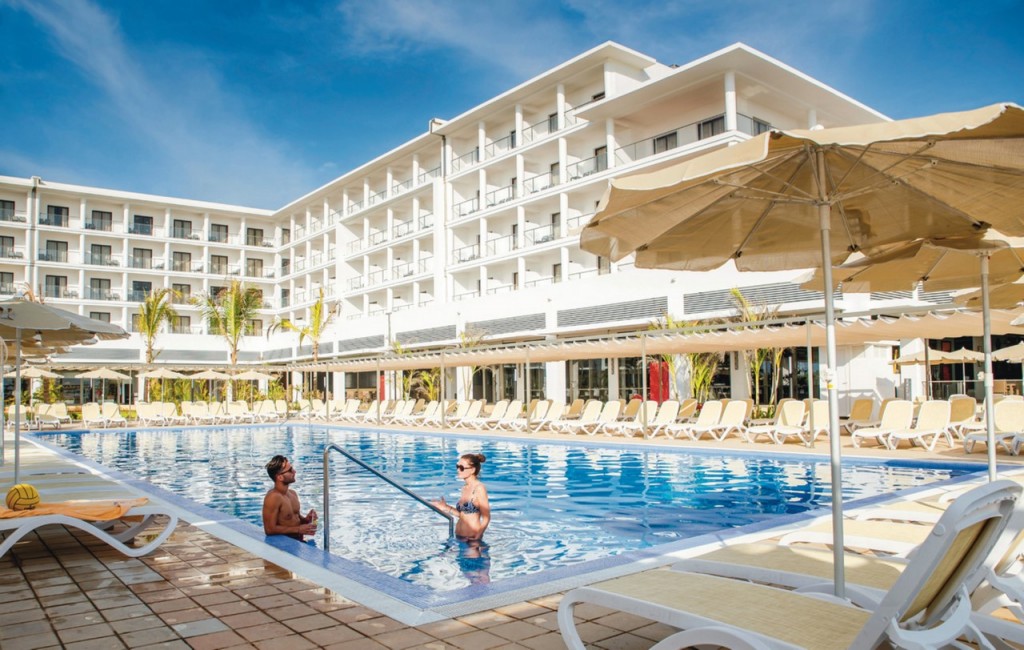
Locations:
322;443;455;553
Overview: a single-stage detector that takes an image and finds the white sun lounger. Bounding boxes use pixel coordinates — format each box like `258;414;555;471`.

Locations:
886;399;952;451
851;399;914;448
558;479;1021;650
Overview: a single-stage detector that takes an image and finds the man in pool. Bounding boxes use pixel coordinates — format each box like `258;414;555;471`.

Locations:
262;455;318;540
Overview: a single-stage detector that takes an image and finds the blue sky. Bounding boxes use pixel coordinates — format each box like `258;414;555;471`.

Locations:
1;1;1021;210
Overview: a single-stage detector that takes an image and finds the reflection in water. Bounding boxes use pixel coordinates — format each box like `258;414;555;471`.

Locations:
454;537;491;585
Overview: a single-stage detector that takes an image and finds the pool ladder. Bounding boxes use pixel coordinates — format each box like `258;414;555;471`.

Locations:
322;443;455;552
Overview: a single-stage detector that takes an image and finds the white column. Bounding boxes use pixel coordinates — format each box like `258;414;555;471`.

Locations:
807;108;819;129
477;121;487;161
515;154;525;198
478;168;487;208
605;118;617;170
558;138;568;184
516;257;526;289
386;167;394;198
724;71;738;132
516;206;525;249
556;84;566;130
559;247;570;282
411;155;421;185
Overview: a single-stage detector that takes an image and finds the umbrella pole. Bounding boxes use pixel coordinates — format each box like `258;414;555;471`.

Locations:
817;152;845;599
14;333;21;483
440;351;446;428
981;255;996;481
924;344;931;400
806;322;814;399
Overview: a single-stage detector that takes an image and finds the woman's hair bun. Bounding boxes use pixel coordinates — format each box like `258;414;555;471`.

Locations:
474;453;486;464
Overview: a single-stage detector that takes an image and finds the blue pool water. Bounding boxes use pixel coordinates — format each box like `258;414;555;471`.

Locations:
41;425;975;593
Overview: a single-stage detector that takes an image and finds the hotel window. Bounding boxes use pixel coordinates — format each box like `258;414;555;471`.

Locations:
511;224;518;250
131;280;152;301
172;316;191;334
551;212;561;239
90;244;112;265
552;262;562;283
172;251;191;272
509;129;517;149
246;258;263;277
281;288;290;307
0;200;14;220
172;283;190;302
89;311;110;323
44;205;69;227
0;236;13;258
132;248;153;269
548;112;558;132
754;117;771;134
597;256;608;274
653;131;678;154
89;210;112;231
131;214;153;235
0;271;13;294
210;254;228;275
594;146;608;172
210;223;228;243
549;161;560;184
89;278;111;300
281;258;290;274
698;116;726;140
246;319;263;336
172;219;193;239
281;228;291;244
131;313;141;332
512;271;519;289
210;285;227;300
246;227;264;246
43;240;68;263
44;275;67;298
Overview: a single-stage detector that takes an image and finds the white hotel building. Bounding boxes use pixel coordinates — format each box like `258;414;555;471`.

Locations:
0;42;948;407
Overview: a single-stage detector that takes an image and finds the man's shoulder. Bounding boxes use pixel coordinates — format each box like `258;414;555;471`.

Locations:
264;489;285;504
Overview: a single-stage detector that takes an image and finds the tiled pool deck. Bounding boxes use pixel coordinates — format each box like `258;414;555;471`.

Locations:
2;422;1020;649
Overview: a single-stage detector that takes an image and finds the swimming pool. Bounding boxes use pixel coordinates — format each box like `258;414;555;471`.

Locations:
39;424;978;604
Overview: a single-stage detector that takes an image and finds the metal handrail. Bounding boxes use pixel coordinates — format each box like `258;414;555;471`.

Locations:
322;443;454;551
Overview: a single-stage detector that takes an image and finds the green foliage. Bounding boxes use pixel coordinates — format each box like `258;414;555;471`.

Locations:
730;288;783;406
32;380;62;404
266;381;286;401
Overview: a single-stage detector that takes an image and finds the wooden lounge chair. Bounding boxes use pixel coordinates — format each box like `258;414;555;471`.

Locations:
558;479;1021;650
886;399;952;450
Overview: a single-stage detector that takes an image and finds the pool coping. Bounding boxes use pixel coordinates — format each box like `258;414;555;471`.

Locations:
21;422;1002;625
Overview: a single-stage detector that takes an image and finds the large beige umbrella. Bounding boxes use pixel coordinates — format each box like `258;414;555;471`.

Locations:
956;279;1024;310
142;368;187;402
994;341;1024;362
581;103;1024;598
0;299;127;481
76;368;131;404
805;232;1024;479
234;370;274;381
5;366;61;379
190;369;231;401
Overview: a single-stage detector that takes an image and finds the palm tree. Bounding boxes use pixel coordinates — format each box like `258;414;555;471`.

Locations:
137;288;178;400
268;288;338;397
195;282;263;396
730;288;783;408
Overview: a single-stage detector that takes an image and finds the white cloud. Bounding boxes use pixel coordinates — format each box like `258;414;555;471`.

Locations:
7;0;318;208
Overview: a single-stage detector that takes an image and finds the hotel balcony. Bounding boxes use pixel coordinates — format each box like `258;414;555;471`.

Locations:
84;288;120;301
0;209;28;224
129;256;165;270
0;246;25;260
38;213;69;228
38;250;70;263
84;252;121;267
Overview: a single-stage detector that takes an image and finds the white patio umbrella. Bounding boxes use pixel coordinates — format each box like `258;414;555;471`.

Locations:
233;370;275;406
581;103;1024;598
0;299;127;481
76;368;131;404
191;369;231;401
805;232;1024;479
142;368;187;402
955;278;1024;310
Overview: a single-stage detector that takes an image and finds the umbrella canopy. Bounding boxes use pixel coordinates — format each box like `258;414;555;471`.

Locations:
994;341;1024;362
142;368;187;380
234;370;274;381
580;102;1024;599
947;347;985;363
956;279;1024;310
0;300;128;483
891;349;958;366
191;369;231;380
76;368;131;381
4;366;61;379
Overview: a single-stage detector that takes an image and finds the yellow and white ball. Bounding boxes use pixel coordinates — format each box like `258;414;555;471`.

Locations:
6;483;40;510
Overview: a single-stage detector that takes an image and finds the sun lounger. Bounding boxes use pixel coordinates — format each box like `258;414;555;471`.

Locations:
528;400;564;432
607;400;658;437
500;400;548;431
841;397;876;434
100;402;127;427
81;402;106;428
965;400;1024;454
773;399;829;446
159;402;187;425
0;496;178;559
577;400;622;436
886;399;952;450
445;400;477;427
461;400;508;430
135;402;164;426
485;399;522;430
665;400;723;440
559;479;1021;650
948;395;978;441
744;398;804;443
851;399;914;448
633;400;680;439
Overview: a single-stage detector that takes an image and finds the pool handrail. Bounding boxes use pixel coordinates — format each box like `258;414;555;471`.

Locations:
322;443;455;551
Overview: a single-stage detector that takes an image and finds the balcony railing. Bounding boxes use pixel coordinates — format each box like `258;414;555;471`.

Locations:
566;212;595;231
521;115;556;144
486;283;515;295
417;165;441;184
84;252;120;267
484;133;515;159
127;290;151;302
524;171;558;195
566;154;608;182
346;239;363;256
84;287;119;301
347;198;364;215
392;262;418;280
453;197;479;219
485;184;516;208
348;276;365;291
453;290;479;302
246;235;274;247
0;283;16;295
367;269;385;286
38;250;69;263
43;286;77;299
450;148;479;174
524;223;560;246
393;220;413;238
171;293;192;304
128;223;155;236
39;214;69;227
169;325;202;335
172;228;200;240
208;231;232;244
612;112;768;168
242;265;265;278
368;230;388;247
417;211;434;229
569;267;611;280
293;258;306;273
525;276;556;288
0;210;27;223
367;189;388;207
452;243;480;264
84;220;113;232
0;246;24;260
484;233;517;257
130;257;163;270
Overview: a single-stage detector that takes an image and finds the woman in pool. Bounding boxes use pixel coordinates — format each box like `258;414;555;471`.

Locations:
432;453;490;540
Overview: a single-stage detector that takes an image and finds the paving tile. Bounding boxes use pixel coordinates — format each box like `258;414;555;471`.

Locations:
172;617;229;638
150;597;199;614
593;611;652;632
445;629;508;650
573;620;620;644
177;628;247;650
248;594;300;610
263;603;318;622
372;627;439;649
110;614;167;634
348;616;407;637
320;638;389;650
487;620;549;642
49;609;107;630
102;603;155;622
55;622;115;644
517;632;570;650
252;634;319;650
326;605;380;625
455;610;515;629
236;622;295;643
135;641;192;650
300;625;364;646
205;599;258;617
632;621;680;641
282;612;338;633
91;594;146;610
219;611;275;629
1;631;61;650
45;600;98;618
415;618;476;638
594;631;662;650
492;602;552;620
193;591;242;607
0;617;53;639
64;637;127;650
162;607;219;626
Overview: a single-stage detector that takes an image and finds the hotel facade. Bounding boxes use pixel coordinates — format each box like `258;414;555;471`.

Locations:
0;42;947;408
